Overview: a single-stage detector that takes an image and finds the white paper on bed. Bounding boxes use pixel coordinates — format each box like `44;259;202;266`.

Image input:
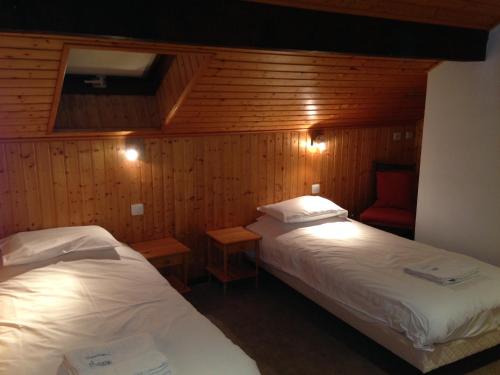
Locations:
247;215;500;351
0;244;259;375
64;333;171;375
404;259;479;285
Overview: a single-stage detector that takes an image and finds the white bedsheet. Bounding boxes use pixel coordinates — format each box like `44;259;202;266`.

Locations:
247;216;500;350
0;245;260;375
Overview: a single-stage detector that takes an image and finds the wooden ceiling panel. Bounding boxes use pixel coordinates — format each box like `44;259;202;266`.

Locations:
251;0;500;30
0;35;63;138
166;50;433;134
0;32;437;138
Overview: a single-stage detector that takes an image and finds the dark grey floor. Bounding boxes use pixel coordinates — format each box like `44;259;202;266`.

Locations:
186;272;500;375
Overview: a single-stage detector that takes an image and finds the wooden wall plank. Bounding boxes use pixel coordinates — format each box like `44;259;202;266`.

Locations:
0;143;12;237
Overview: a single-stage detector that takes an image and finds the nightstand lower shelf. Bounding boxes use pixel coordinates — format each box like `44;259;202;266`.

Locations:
206;263;257;283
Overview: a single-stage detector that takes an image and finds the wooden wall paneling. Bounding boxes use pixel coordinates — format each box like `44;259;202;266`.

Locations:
183;137;195;243
34;142;56;229
102;140;117;236
249;134;260;221
230;134;242;226
49;142;68;226
298;132;307;196
150;139;165;240
239;134;252;224
90;140;106;229
222;135;232;227
116;141;131;243
172;138;185;237
20;142;42;230
213;136;224;229
274;132;284;203
64;141;83;226
77;141;95;225
0;125;420;277
289;132;299;197
0;143;12;237
192;136;206;257
162;138;175;237
203;137;214;230
266;133;276;205
281;132;291;201
5;144;28;233
140;140;155;241
257;134;268;206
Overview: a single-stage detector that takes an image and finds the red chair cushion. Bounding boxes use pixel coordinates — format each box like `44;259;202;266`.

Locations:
373;171;416;210
359;207;415;229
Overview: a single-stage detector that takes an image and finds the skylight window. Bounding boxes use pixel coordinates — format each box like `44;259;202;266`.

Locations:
67;49;157;77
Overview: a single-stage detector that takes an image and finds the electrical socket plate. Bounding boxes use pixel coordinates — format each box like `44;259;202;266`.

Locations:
312;184;320;194
393;132;402;141
131;203;144;216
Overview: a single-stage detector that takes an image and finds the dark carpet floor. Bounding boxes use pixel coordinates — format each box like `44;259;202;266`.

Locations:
186;272;500;375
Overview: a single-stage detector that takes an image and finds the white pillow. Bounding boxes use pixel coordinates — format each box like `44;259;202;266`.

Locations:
257;196;348;223
0;225;121;266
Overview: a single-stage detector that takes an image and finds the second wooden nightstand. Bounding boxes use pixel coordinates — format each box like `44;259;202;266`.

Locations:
206;226;262;294
131;237;191;294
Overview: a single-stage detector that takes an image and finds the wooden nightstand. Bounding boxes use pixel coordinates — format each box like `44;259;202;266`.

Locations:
131;237;191;294
206;226;261;294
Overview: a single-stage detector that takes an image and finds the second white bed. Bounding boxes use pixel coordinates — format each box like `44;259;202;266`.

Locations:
247;215;500;370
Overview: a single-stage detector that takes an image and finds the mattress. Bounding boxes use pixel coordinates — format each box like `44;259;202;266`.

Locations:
247;215;500;351
0;244;260;375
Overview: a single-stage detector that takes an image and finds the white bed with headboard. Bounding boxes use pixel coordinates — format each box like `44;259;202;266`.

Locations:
247;196;500;373
0;226;260;375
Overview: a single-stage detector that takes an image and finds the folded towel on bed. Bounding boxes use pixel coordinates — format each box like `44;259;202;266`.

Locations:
404;258;479;285
64;333;172;375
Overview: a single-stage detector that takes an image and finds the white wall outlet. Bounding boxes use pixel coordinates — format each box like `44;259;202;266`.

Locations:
131;203;144;216
312;183;320;194
393;132;402;141
405;131;414;140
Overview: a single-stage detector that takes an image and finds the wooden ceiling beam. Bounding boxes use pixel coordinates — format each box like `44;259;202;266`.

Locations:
0;0;488;61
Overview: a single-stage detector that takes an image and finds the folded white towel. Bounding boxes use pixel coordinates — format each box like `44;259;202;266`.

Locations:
404;258;479;285
64;334;172;375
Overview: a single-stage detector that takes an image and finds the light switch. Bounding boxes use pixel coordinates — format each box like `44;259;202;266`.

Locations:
312;183;320;194
392;132;402;141
131;203;144;216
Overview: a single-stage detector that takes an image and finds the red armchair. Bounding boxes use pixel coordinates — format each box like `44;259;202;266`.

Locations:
359;162;417;239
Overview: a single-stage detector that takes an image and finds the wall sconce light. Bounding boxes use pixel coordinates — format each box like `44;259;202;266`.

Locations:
310;130;327;153
125;148;139;161
124;138;144;161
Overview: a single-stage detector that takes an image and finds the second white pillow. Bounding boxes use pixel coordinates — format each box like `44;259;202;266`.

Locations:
257;196;348;223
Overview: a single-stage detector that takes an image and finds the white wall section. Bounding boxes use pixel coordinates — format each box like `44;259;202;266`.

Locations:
415;25;500;266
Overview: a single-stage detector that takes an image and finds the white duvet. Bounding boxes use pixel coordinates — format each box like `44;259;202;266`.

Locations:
0;245;259;375
247;216;500;350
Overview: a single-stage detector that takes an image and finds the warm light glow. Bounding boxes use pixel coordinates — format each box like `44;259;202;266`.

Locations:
306;221;360;240
125;148;139;161
306;104;318;117
314;141;327;153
